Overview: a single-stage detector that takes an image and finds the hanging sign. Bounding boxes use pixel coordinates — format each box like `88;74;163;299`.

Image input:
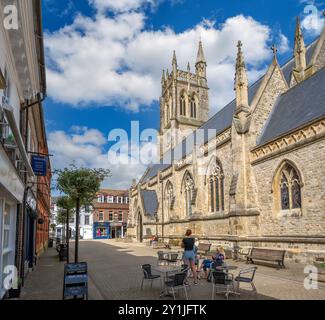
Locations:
31;155;47;176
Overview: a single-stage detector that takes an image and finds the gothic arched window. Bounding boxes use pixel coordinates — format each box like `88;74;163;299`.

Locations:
279;163;302;210
208;160;225;213
190;96;197;118
182;172;195;216
165;181;174;220
180;94;186;116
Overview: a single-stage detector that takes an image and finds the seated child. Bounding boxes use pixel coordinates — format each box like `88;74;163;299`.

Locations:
199;247;225;279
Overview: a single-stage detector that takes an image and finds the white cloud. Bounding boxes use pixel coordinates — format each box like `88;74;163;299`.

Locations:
45;2;291;113
89;0;155;13
278;33;290;54
49;127;148;189
301;3;324;37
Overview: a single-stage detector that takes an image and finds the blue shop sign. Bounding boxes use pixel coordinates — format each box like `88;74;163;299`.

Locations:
31;155;47;176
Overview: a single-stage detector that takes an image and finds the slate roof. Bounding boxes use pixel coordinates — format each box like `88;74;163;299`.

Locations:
139;38;323;184
140;190;159;216
258;67;325;146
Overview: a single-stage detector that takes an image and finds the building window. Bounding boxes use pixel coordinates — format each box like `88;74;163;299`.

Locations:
97;195;105;203
182;172;195;216
117;197;123;204
84;215;90;225
98;211;104;221
114;213;119;221
180;94;186;116
109;212;113;221
125;197;129;204
107;196;114;203
118;213;123;221
208;160;225;213
279;163;302;210
190;96;197;118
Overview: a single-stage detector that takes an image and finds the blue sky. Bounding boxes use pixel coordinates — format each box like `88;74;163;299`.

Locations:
43;0;324;189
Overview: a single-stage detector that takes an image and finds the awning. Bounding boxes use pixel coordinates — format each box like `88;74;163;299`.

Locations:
3;104;35;178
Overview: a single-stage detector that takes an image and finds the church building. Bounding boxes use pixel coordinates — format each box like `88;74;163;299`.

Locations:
128;19;325;262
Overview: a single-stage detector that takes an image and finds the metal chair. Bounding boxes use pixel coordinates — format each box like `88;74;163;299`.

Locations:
165;272;189;300
211;270;236;300
141;264;161;290
167;253;179;265
157;251;169;265
234;266;258;294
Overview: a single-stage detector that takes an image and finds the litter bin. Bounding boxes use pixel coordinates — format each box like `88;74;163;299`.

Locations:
59;244;68;261
48;238;53;248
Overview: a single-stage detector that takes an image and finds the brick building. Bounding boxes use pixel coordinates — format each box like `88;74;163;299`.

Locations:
36;141;51;257
92;190;129;239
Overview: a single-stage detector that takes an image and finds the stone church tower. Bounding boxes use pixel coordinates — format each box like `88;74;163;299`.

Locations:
158;41;210;158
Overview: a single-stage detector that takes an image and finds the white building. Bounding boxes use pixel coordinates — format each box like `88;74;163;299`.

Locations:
0;1;46;298
50;197;93;240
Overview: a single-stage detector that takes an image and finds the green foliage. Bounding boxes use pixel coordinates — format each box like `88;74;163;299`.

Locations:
54;164;111;204
56;196;75;211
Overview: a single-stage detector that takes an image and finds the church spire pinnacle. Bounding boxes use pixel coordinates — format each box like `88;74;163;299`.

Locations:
195;40;207;78
234;40;249;109
161;69;165;85
172;50;177;78
294;16;307;72
196;40;206;64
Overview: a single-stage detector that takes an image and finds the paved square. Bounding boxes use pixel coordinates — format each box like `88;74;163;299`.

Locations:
20;240;325;300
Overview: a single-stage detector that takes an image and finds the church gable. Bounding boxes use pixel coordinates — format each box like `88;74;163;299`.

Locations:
250;60;288;142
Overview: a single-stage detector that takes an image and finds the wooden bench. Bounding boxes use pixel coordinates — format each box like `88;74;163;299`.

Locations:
246;248;286;269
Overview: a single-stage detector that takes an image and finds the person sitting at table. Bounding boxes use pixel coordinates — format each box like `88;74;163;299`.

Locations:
181;229;198;285
199;247;225;279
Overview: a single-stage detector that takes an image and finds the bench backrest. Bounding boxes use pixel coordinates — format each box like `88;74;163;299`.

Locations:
251;248;285;261
197;243;211;254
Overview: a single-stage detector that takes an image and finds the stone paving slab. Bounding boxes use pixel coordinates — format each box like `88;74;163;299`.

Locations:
19;239;325;300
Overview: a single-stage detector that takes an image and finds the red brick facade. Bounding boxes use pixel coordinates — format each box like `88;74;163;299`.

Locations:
36;143;52;256
93;189;129;238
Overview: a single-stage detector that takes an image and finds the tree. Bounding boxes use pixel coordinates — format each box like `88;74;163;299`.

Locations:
56;196;75;263
54;164;110;263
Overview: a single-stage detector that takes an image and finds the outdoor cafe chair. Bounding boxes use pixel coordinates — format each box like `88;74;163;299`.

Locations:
141;264;161;290
164;272;189;300
234;266;258;294
211;270;236;300
167;253;179;265
157;251;169;265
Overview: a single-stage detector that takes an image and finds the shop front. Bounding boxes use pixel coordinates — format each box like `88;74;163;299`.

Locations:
110;222;127;239
0;146;24;299
93;222;110;239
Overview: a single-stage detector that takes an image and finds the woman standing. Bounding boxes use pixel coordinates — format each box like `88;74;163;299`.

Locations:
181;229;198;285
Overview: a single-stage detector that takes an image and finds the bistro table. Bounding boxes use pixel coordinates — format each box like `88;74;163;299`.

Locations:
152;265;182;297
157;251;183;265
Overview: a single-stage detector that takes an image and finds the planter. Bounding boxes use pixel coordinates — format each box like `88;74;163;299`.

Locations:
8;287;21;299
